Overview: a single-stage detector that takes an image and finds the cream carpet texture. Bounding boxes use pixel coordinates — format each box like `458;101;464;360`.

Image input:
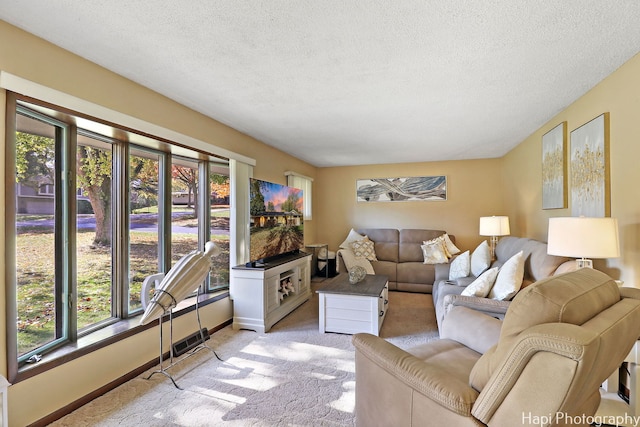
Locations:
50;279;438;426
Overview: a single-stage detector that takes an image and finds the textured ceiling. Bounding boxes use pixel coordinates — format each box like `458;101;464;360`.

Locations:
3;1;640;167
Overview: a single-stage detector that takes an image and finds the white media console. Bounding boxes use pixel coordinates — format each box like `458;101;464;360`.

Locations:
230;252;312;333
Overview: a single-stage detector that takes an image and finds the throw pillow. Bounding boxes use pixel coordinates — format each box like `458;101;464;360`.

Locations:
339;228;366;249
443;233;461;257
489;251;525;301
471;240;491;277
351;237;378;261
421;237;449;264
461;267;499;297
423;234;458;258
449;250;470;280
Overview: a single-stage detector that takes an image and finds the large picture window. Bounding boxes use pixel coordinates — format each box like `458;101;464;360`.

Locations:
9;96;231;374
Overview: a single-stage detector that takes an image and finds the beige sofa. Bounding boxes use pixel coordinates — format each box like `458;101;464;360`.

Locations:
338;228;455;293
353;268;640;426
432;236;574;330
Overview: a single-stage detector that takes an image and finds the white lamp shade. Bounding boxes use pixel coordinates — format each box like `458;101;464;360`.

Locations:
479;216;510;236
547;217;620;259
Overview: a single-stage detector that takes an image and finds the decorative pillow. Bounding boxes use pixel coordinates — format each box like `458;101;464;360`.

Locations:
449;251;470;280
339;229;366;249
421;238;449;264
442;233;461;257
351;237;377;261
471;240;491;277
422;234;456;258
461;267;499;297
489;251;525;301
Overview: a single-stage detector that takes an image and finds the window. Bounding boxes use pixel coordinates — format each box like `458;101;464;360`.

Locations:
209;163;230;290
8;96;231;375
76;131;116;332
171;157;200;267
38;184;54;195
15;111;66;360
285;171;313;220
128;148;162;314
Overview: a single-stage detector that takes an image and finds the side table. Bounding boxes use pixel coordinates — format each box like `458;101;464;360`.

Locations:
305;243;328;279
602;340;640;419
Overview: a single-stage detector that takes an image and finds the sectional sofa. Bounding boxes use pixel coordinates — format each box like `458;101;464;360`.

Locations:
432;236;575;330
337;228;455;293
337;230;575;333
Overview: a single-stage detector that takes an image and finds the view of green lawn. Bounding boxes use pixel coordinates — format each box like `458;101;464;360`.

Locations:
16;208;230;356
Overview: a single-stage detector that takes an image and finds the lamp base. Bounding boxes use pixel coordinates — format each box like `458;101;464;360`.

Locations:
576;258;593;269
489;236;498;261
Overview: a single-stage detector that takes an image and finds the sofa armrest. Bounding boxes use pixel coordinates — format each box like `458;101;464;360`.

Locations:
352;333;478;416
472;323;597;423
444;294;510;319
434;263;452;282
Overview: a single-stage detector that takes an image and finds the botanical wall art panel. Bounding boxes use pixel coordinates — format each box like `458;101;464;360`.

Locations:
356;176;446;202
570;113;610;217
542;122;567;209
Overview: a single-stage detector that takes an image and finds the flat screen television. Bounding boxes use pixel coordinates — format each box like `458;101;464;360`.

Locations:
249;178;304;265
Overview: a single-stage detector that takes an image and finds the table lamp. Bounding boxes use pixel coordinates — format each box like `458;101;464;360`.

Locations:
479;216;510;260
547;217;620;268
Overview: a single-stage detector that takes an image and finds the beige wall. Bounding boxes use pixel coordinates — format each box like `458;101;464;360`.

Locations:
315;159;504;252
0;20;317;426
502;51;640;285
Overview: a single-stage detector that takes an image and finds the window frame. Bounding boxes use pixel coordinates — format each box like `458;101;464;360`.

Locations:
6;92;232;383
11;104;75;364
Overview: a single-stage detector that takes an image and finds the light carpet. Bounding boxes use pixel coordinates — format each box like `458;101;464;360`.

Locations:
50;279;438;426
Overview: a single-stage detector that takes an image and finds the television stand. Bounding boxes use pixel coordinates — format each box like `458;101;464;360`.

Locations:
231;252;312;333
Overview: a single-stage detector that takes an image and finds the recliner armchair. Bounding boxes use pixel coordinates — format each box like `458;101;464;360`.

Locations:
353;268;640;426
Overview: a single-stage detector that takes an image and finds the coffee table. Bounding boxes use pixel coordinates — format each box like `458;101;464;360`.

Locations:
316;274;389;336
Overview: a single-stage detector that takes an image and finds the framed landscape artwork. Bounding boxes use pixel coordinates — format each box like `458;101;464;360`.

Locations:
356;176;446;202
541;122;567;209
570;113;610;217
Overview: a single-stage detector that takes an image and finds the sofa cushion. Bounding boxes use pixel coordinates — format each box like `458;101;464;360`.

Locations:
358;229;399;263
488;251;524;301
494;237;571;285
399;229;447;263
525;240;572;282
469;268;620;392
370;260;397;287
397;262;436;290
503;268;619;336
